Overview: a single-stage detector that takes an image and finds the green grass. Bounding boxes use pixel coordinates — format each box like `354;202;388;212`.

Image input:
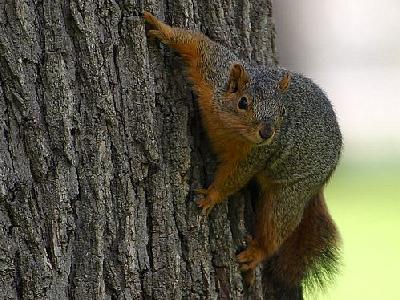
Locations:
311;159;400;300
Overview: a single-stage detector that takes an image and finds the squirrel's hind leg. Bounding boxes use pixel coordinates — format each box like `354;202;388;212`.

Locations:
263;190;341;290
237;179;310;285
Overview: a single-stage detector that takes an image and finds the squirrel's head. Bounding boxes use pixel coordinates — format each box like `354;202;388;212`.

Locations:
218;64;289;145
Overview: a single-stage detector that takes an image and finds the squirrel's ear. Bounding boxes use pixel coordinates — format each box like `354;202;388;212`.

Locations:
227;63;249;93
278;73;291;92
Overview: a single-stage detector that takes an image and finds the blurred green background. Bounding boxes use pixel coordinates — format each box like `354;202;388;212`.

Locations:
321;151;400;299
273;1;400;299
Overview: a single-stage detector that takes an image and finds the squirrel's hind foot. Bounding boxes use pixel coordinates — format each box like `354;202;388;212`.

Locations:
237;237;266;274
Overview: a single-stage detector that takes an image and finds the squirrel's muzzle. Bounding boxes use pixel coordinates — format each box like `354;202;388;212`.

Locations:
259;121;274;140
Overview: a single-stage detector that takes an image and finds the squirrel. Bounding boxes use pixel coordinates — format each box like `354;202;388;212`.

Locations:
144;11;342;295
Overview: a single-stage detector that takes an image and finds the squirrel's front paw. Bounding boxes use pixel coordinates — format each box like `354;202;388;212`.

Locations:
143;11;173;44
194;188;220;216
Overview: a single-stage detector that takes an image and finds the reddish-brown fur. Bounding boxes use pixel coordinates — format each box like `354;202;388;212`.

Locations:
144;12;253;163
144;12;340;289
182;56;253;164
146;10;277;271
236;174;280;272
145;12;253;212
265;190;339;287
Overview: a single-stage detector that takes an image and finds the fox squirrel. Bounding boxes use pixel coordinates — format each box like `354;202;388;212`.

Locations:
144;11;342;294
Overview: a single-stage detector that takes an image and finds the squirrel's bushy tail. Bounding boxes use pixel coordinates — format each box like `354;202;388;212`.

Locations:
262;191;341;299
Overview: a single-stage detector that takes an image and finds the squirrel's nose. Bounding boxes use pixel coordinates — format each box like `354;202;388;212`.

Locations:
259;122;274;140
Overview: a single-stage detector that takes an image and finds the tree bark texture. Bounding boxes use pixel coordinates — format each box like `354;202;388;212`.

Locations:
0;0;279;299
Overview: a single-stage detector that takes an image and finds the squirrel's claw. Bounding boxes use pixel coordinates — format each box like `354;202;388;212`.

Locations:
143;11;160;28
194;188;217;216
143;11;173;43
146;29;166;41
237;254;258;272
195;197;214;216
236;244;266;273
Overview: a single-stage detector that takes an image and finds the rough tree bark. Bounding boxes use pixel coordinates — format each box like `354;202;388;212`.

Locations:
0;1;288;299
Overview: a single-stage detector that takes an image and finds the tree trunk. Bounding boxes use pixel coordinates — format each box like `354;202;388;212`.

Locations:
0;1;290;299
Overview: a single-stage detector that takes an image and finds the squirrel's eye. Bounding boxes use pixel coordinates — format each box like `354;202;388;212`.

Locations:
238;97;248;110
